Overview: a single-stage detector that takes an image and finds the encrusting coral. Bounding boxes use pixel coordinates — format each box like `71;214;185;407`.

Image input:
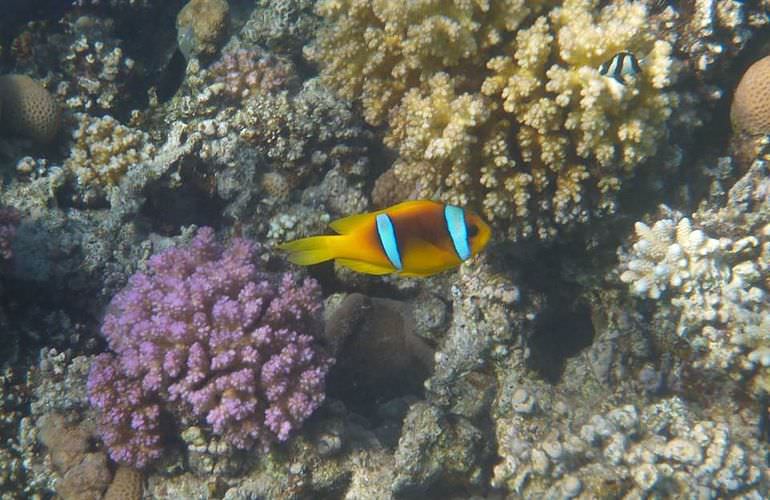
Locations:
309;0;682;240
87;228;332;468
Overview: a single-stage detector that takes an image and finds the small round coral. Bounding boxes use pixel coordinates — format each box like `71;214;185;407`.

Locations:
87;227;332;468
0;74;61;143
731;55;770;136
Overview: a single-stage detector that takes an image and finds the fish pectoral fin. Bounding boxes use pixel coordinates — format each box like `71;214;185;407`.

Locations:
336;258;394;275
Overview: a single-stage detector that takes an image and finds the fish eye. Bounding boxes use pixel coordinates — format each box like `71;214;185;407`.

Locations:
467;223;479;237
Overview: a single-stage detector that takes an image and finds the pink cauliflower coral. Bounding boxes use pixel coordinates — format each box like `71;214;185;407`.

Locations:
87;227;332;468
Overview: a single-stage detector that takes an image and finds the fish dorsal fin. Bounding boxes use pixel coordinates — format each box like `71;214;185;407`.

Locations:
329;200;438;234
336;258;394;275
329;213;375;234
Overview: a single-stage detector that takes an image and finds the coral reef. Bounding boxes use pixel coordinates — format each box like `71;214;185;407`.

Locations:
0;74;61;143
673;0;770;89
2;1;769;499
176;0;231;60
207;47;296;101
619;156;769;394
236;78;371;191
55;16;137;114
63;113;156;205
493;396;766;497
310;0;683;240
0;207;21;262
87;227;332;467
731;55;770;136
393;401;488;495
8;14;138;115
37;413;112;500
240;0;320;56
324;293;434;402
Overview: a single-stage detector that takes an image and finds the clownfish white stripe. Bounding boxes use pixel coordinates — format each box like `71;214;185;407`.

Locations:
444;204;471;261
375;213;403;270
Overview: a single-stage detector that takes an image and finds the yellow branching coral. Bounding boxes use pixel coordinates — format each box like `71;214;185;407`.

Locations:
308;0;553;126
64;113;156;205
311;0;681;240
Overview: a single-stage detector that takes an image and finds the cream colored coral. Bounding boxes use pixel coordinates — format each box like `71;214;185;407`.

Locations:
311;0;681;240
309;0;552;126
387;73;491;207
619;209;769;390
64;114;156;203
620;216;724;300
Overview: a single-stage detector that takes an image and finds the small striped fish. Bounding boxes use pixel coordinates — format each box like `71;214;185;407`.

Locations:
599;51;642;84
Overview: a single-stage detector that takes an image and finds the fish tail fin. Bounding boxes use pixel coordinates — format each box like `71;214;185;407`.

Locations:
279;235;341;266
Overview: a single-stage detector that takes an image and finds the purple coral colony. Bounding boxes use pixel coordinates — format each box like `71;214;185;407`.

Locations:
87;227;331;467
0;0;769;498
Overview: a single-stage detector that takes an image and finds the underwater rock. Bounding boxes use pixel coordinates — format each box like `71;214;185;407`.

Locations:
176;0;230;60
392;401;488;496
324;293;434;404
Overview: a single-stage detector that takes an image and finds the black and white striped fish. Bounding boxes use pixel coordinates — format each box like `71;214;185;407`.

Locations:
599;51;642;84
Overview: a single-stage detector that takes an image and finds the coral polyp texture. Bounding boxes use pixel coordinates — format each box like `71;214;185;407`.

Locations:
0;74;61;143
310;0;681;239
208;47;297;101
87;227;332;468
56;21;137;114
64;113;156;205
731;55;770;136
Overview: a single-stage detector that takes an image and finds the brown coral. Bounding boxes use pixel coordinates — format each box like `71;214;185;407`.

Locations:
103;466;143;500
0;74;61;143
731;55;770;136
57;453;111;500
38;413;90;472
176;0;230;59
37;414;111;500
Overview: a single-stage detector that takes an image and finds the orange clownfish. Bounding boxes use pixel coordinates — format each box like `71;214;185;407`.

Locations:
279;200;491;277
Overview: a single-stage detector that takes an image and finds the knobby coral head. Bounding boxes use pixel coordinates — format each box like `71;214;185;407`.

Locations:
87;227;332;468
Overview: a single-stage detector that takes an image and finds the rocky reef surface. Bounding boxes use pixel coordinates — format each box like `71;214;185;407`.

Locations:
0;0;768;498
